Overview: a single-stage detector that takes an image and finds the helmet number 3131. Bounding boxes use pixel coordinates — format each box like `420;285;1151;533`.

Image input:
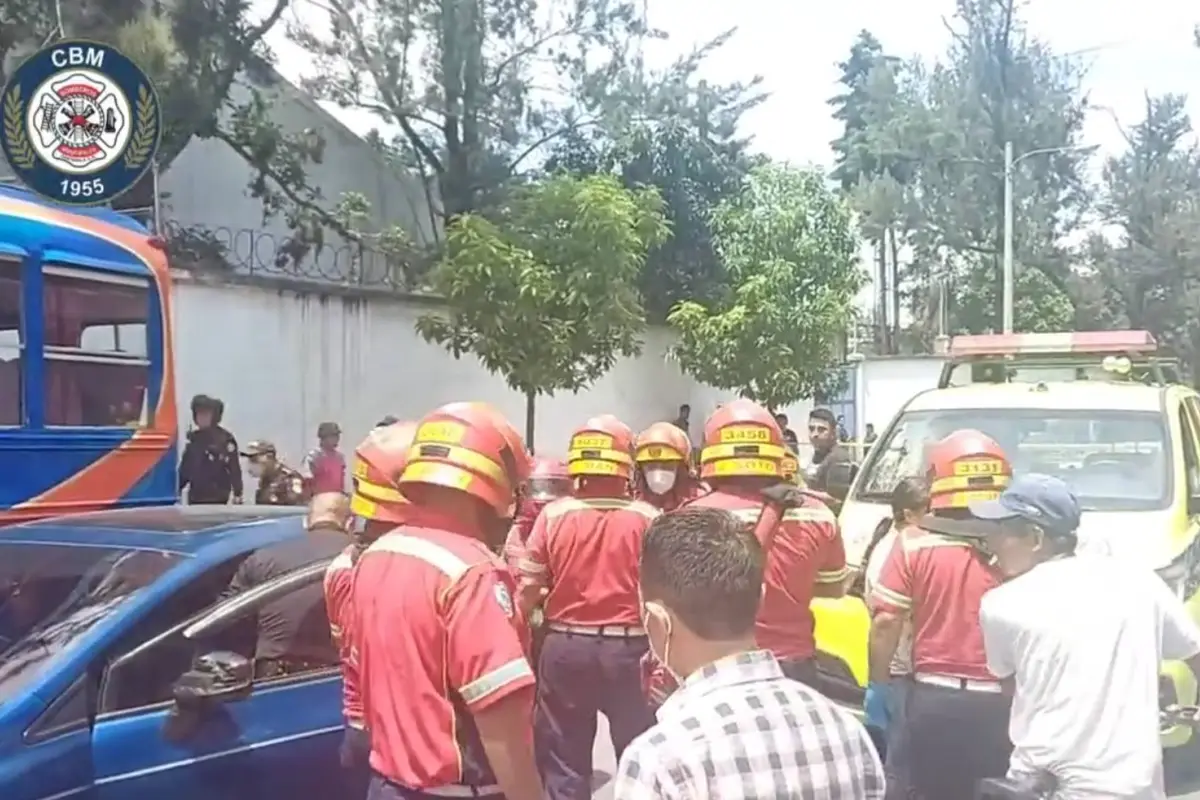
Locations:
1;40;161;206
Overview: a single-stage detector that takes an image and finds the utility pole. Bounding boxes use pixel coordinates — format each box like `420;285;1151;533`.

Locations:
1003;141;1014;334
1001;141;1097;333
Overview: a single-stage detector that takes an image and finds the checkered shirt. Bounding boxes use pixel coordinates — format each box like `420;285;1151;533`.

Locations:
613;650;885;799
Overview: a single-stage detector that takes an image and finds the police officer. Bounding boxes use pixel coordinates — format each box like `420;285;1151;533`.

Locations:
633;421;701;511
353;402;541;800
242;440;307;505
868;429;1013;800
324;421;417;790
518;416;658;799
684;399;848;685
178;394;243;505
503;456;571;576
220;497;346;676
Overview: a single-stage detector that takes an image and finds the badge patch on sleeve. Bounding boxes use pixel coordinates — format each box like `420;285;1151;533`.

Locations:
494;584;515;618
228;442;237;453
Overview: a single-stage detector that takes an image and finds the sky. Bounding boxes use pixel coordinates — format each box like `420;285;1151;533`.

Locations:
261;0;1200;168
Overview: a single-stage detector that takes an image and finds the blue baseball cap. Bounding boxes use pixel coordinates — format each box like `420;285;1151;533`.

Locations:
968;473;1082;538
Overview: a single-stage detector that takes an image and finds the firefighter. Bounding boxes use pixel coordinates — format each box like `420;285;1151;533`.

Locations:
242;440;308;505
518;416;658;800
352;402;541;800
633;421;701;511
503;456;572;575
683;398;848;685
324;420;417;789
868;429;1013;800
781;452;802;486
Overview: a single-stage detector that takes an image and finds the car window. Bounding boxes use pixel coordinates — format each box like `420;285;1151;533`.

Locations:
1180;399;1200;500
0;543;183;708
857;407;1169;512
100;577;338;715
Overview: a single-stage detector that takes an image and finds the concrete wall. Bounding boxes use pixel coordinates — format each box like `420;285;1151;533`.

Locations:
171;275;787;467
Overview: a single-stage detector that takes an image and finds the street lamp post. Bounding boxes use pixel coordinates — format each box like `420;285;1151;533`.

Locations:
1001;141;1097;333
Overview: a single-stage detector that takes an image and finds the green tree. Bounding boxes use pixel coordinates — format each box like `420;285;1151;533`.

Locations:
286;0;765;247
668;163;865;409
1081;94;1200;378
549;113;762;320
416;173;669;448
850;0;1088;336
829;34;912;353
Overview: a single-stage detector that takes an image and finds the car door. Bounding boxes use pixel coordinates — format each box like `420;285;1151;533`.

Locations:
89;559;344;800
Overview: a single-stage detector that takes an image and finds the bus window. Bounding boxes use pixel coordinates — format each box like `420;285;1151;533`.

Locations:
43;266;150;427
0;258;19;427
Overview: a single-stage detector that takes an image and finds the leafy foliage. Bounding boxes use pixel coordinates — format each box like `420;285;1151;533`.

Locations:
1080;95;1200;378
832;0;1086;339
416;173;668;444
668;164;865;409
549;115;762;320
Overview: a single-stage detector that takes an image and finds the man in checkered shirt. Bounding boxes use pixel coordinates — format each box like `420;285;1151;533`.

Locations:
614;507;885;799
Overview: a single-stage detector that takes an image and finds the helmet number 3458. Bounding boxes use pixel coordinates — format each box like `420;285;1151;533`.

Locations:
1;40;161;206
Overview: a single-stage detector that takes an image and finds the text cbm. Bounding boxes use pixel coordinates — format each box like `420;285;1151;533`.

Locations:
51;47;105;69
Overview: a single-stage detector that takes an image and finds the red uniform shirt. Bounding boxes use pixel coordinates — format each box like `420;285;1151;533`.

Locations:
520;494;659;627
685;487;847;660
353;508;534;789
323;544;362;724
871;527;1001;681
304;448;347;494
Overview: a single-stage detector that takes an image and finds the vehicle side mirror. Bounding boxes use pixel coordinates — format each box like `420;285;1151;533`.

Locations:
825;462;859;500
172;650;252;707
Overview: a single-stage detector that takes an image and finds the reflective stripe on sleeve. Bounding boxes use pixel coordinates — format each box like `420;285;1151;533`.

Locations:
871;584;911;610
816;566;851;584
543;497;660;520
458;657;534;707
366;532;471;580
782;506;837;524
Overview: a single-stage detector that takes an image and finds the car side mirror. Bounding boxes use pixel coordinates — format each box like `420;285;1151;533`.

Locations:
825;462;859;500
172;650;252;707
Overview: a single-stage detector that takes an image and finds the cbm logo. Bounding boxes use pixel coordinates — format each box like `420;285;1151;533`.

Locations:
1;40;161;206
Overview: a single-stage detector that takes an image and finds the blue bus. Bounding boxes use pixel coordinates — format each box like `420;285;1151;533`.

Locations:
0;184;177;523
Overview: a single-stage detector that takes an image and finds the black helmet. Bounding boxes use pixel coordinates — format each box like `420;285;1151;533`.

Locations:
190;394;225;424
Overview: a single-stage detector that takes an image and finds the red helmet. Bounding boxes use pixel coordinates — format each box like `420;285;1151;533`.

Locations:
350;421;417;523
568;416;636;478
528;456;571;501
398;402;532;515
927;429;1013;510
635;422;691;464
700;399;786;479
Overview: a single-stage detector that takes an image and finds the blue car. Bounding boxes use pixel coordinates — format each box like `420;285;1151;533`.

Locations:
0;507;349;800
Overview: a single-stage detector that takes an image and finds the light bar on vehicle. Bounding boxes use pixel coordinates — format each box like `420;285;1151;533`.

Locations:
948;330;1158;358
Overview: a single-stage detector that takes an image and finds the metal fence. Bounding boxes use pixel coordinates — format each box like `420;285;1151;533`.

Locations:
160;220;423;290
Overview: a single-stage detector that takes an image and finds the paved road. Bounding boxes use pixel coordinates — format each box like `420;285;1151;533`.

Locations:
591;715;618;799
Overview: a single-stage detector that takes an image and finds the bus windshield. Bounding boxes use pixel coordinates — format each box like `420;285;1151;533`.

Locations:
855;408;1169;512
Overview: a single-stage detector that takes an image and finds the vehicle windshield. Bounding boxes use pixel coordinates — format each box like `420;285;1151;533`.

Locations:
0;543;182;705
856;408;1169;512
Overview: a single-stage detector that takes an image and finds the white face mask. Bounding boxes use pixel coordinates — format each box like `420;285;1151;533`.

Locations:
644;468;677;495
248;462;264;478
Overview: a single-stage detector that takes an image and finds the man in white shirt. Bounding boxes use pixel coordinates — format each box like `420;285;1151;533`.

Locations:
969;473;1200;799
